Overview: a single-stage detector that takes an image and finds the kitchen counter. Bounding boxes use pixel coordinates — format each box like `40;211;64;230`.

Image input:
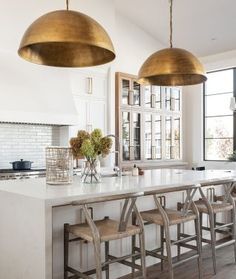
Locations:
0;169;235;206
0;169;235;279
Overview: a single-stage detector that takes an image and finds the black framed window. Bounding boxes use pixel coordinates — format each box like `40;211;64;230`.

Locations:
203;68;235;161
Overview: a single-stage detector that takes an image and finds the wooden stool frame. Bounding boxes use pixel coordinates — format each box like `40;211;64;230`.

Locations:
64;192;147;279
132;185;202;279
177;180;236;275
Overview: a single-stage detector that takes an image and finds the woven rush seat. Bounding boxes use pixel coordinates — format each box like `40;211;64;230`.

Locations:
69;218;141;242
195;200;233;214
140;208;197;226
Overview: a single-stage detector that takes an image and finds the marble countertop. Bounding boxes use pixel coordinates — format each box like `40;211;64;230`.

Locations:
0;169;235;206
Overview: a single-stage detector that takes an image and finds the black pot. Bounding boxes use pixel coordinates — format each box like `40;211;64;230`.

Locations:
10;159;33;170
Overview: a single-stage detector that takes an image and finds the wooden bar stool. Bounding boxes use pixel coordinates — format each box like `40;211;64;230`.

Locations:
64;192;147;279
132;185;202;279
177;180;236;275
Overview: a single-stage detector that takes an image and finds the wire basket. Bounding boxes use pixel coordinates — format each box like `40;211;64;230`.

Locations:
46;147;73;185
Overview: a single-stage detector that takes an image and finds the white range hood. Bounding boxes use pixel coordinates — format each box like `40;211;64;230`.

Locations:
0;51;78;125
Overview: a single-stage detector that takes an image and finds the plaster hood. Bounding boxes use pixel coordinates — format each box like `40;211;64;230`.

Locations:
0;51;78;125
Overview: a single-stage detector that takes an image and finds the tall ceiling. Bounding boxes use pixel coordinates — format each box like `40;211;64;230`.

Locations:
114;0;236;57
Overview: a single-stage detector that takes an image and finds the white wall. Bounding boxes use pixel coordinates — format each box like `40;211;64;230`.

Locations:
0;0;163;129
114;13;164;74
183;49;236;170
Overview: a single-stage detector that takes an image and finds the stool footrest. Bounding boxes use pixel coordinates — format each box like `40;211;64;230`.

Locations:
134;246;166;261
172;235;197;245
215;239;235;250
178;242;198;251
107;254;142;270
66;266;93;279
173;254;199;267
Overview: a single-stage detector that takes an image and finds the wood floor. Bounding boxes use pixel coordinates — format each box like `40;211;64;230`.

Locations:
120;244;236;279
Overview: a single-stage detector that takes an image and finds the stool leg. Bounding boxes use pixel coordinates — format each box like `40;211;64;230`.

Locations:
199;213;203;239
164;225;174;279
139;232;147;279
64;223;69;279
177;224;181;260
195;219;203;279
93;239;102;279
160;226;164;271
132;213;137;277
231;208;236;263
105;241;110;279
209;212;217;274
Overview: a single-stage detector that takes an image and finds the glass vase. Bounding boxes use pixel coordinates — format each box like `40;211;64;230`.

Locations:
81;158;101;183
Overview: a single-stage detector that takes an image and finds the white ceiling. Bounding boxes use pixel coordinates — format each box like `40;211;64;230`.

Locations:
114;0;236;57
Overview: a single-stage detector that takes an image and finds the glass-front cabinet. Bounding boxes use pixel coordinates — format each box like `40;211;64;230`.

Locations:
122;111;141;161
116;72;182;165
120;75;141;107
144;114;162;160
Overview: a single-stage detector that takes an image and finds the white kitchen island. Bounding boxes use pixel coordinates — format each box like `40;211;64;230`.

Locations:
0;169;235;279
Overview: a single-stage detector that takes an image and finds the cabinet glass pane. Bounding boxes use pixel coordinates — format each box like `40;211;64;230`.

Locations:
145;86;161;109
154;115;162;159
133;113;141;160
165;88;171;110
165;117;172;159
171;88;180;111
133;81;141;106
144;114;152;160
121;79;130;105
153;86;161;109
122;112;130;161
144;86;151;108
173;117;180;159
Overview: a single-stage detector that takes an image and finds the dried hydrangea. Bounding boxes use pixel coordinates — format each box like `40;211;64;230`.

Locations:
70;129;113;160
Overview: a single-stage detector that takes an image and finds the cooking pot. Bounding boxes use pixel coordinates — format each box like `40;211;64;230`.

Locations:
10;159;33;170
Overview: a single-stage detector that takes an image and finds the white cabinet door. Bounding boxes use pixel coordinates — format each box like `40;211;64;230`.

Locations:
73;97;89;131
73;97;107;134
89;100;107;134
70;71;107;99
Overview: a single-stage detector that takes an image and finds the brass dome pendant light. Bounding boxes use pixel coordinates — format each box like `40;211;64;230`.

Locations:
138;0;207;86
18;0;115;67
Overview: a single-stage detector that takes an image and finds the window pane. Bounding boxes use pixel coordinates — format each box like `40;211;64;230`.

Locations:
205;138;233;160
205;116;233;138
206;69;233;94
205;93;233;116
173;117;180;159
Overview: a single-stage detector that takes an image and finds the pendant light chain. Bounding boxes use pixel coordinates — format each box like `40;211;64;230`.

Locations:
169;0;173;48
66;0;69;10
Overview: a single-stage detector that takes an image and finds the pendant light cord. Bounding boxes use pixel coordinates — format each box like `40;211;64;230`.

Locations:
66;0;69;10
169;0;173;48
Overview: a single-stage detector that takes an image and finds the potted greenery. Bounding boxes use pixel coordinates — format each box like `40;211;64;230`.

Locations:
70;129;112;183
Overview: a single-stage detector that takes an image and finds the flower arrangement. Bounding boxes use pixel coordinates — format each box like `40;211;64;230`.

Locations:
70;129;113;183
70;129;112;160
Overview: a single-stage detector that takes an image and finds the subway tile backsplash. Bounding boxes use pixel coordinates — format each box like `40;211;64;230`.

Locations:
0;123;60;169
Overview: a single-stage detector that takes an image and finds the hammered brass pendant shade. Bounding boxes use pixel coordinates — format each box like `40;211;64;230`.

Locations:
18;9;115;67
138;0;207;86
138;48;207;86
